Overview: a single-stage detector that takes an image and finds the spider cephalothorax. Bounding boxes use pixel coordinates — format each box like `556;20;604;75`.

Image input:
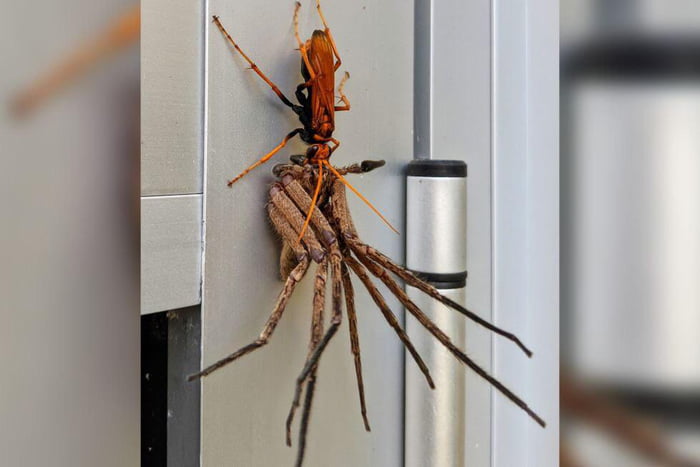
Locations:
190;160;545;467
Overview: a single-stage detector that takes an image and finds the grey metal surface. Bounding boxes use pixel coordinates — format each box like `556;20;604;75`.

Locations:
492;0;559;464
141;0;204;196
405;288;467;467
201;1;411;465
141;195;202;314
413;0;494;464
168;306;202;467
406;176;467;274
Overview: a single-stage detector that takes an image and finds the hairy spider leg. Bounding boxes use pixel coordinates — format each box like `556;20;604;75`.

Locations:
212;15;297;109
340;261;371;431
356;240;533;357
355;250;546;428
278;178;433;436
186;255;309;381
329;179;545;427
291;258;327;466
323;160;399;234
227;128;303;186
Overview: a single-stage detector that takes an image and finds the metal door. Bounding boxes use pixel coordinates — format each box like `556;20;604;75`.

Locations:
141;0;559;465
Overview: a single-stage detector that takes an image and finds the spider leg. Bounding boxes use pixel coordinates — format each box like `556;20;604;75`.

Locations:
341;261;371;431
324;161;399;234
329;177;532;357
350;239;533;357
286;176;432;388
296;371;318;467
270;183;326;263
287;252;344;443
286;258;328;446
186;256;309;381
294;257;328;467
352;250;546;428
280;175;372;430
335;160;386;176
345;255;435;389
212;15;299;110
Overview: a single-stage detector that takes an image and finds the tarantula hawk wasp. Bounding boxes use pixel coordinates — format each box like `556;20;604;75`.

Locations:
192;2;545;466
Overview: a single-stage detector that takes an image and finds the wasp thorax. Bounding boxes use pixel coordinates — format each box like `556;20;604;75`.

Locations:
306;144;331;162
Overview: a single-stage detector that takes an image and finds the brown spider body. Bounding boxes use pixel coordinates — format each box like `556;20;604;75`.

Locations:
190;161;545;466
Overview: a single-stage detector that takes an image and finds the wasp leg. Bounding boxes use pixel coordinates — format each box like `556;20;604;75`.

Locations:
212;16;300;111
315;0;342;70
227;128;303;186
324;161;399;234
334;71;351;111
293;2;317;82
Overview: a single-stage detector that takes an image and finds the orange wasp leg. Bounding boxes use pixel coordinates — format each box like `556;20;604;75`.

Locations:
293;2;317;84
323;161;399;234
315;0;342;70
296;160;324;244
334;71;351;112
212;16;296;109
228;128;303;186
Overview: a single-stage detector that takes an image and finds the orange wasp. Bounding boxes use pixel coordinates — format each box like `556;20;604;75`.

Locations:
214;1;397;240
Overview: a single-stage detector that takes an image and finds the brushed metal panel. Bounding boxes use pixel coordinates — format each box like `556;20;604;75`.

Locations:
141;0;204;195
201;1;412;465
493;0;559;464
141;195;202;314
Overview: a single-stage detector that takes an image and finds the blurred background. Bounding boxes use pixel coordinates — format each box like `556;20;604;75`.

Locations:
0;1;140;465
561;1;700;465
